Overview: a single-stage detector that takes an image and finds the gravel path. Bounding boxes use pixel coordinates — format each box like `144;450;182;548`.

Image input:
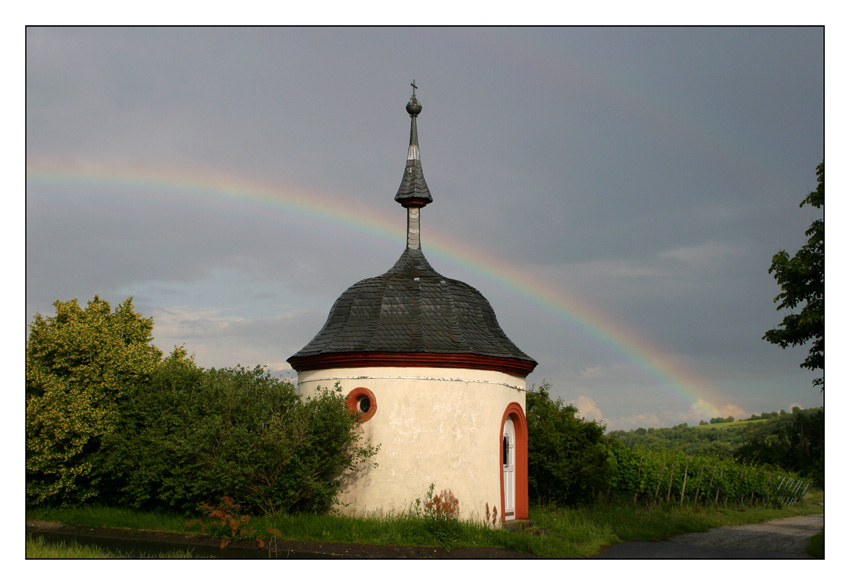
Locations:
593;514;824;559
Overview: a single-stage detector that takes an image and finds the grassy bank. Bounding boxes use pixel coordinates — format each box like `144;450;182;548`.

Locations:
27;491;823;558
26;535;209;559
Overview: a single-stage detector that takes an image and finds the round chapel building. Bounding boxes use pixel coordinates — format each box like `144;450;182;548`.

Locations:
288;85;537;525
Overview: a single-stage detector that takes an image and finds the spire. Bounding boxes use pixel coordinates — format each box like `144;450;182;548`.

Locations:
395;80;433;210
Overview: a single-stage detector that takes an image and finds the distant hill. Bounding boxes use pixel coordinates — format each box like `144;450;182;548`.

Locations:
607;407;823;460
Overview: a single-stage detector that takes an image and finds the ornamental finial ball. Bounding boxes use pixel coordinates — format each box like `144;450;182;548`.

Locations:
406;99;422;116
406;79;421;116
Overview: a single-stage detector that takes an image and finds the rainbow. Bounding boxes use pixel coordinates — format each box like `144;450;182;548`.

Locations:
27;160;722;411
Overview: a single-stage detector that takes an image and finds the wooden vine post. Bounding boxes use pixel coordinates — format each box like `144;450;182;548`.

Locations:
679;462;689;505
666;463;675;502
714;468;723;506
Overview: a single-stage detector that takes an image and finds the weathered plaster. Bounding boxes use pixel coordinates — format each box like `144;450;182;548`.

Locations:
298;366;526;525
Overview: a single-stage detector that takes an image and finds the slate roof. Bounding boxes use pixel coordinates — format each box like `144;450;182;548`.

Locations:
287;83;536;375
394;155;432;206
288;247;536;366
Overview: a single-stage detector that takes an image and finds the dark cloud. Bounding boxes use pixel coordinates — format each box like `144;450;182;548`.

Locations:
26;27;825;429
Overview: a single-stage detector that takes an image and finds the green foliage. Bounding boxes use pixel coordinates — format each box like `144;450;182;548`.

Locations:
527;383;612;506
101;359;377;515
25;535;211;559
609;407;823;488
27;295;377;515
415;483;461;549
708;416;736;425
27;497;824;559
607;443;810;508
610;421;743;457
806;529;824;559
26;296;162;506
734;408;824;488
764;161;824;389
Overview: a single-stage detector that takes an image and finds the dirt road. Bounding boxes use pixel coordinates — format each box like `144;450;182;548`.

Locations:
592;514;824;559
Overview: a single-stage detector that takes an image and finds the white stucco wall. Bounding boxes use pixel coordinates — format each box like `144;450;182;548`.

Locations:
298;366;526;525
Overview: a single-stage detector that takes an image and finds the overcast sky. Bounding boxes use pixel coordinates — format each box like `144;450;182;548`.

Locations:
26;26;826;430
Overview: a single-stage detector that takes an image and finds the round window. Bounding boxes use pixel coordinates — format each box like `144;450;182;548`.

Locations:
346;387;377;422
357;395;371;414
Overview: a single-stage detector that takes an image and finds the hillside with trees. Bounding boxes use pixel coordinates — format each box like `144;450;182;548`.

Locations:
608;408;823;488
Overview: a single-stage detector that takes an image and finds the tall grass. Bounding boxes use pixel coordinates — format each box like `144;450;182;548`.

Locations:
25;535;208;559
806;530;824;559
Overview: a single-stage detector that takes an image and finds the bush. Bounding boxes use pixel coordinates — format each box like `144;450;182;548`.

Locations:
526;383;612;506
27;296;378;514
100;353;377;515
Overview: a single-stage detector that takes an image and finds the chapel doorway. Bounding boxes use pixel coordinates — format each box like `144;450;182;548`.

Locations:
503;417;516;520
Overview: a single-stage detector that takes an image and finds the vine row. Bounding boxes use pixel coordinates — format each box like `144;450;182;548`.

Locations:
608;443;810;508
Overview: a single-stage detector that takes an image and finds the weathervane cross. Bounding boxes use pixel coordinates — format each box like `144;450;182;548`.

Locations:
411;79;417;96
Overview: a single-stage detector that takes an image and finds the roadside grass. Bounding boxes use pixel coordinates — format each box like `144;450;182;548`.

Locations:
26;534;209;559
806;530;824;559
27;505;192;534
27;492;824;558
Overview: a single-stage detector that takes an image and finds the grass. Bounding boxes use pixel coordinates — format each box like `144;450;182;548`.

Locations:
27;490;824;558
806;529;824;559
26;534;210;559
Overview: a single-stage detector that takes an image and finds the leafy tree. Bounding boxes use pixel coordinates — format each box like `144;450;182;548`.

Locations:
526;383;612;505
734;408;824;488
764;162;824;389
26;296;162;505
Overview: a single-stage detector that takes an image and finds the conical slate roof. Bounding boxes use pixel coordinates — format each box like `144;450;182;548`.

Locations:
393;80;432;208
288;83;536;377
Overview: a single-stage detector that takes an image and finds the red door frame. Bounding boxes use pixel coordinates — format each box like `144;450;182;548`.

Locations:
499;403;528;522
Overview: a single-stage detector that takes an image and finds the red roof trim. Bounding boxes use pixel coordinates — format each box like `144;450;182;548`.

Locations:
289;352;537;377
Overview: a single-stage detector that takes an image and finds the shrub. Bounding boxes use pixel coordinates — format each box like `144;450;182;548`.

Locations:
423;484;460;522
27;296;377;514
187;496;257;549
527;383;612;506
100;358;377;515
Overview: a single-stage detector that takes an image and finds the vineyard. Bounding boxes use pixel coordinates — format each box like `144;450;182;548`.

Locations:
608;443;810;508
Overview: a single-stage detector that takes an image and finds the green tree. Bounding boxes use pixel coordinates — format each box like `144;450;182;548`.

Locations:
26;296;162;505
734;408;824;488
526;383;611;505
764;162;824;389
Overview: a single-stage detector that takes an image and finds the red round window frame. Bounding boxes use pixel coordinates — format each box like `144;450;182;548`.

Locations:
346;387;377;422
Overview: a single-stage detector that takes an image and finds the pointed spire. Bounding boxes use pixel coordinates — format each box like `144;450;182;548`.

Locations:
395;80;432;210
